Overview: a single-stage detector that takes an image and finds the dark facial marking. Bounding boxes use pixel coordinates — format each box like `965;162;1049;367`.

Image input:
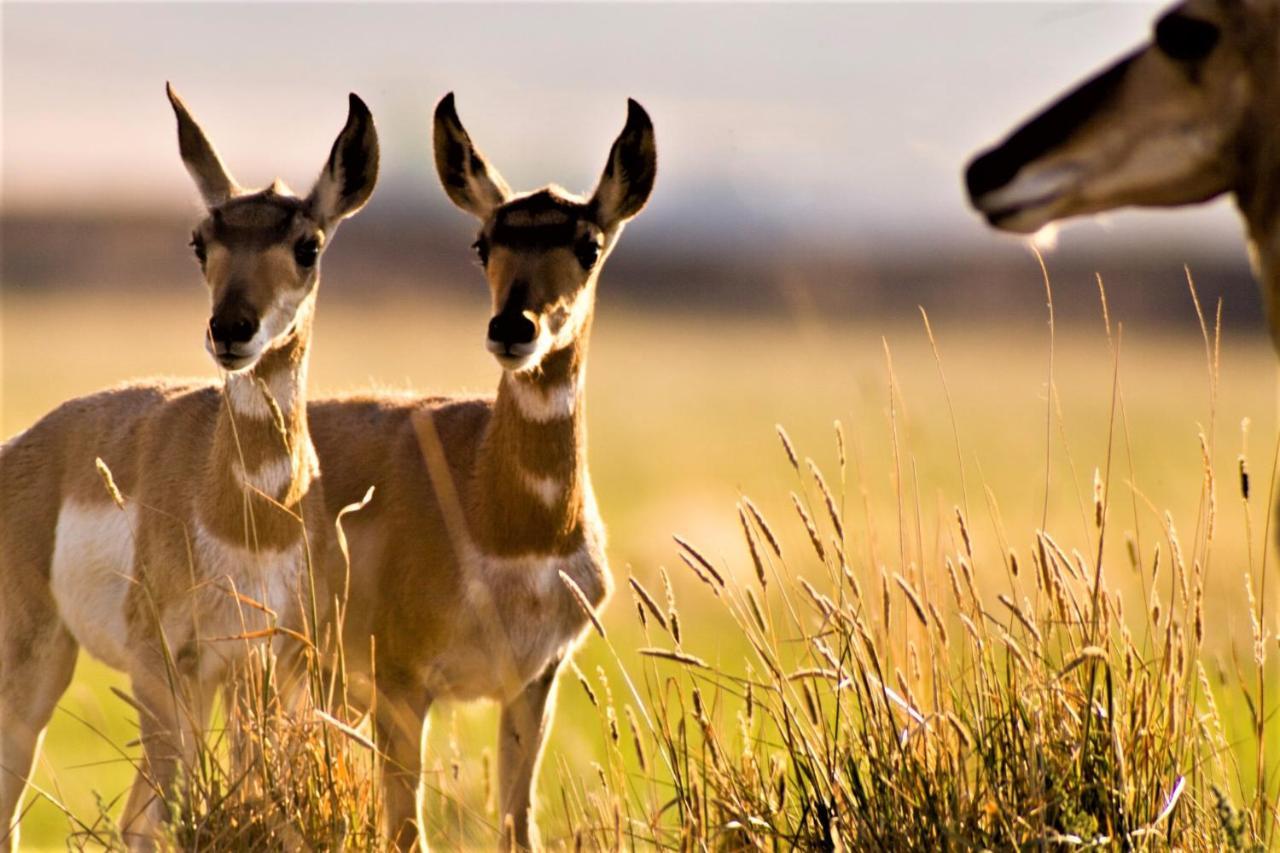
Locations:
499;281;529;318
966;54;1135;200
491;220;582;249
574;236;601;270
489;190;590;250
1155;12;1219;63
190;232;207;265
209;190;310;250
488;281;537;346
209;292;260;345
294;237;320;268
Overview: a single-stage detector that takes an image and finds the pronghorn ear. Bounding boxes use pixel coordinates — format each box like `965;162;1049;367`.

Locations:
308;93;380;227
590;99;657;230
166;82;241;207
433;93;511;219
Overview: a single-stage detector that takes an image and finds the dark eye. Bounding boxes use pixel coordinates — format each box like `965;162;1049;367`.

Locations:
294;238;320;268
190;233;206;265
472;236;490;267
575;238;601;270
1155;13;1219;63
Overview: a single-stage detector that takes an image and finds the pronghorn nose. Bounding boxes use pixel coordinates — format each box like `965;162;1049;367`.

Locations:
965;148;1015;201
488;312;537;347
209;306;259;346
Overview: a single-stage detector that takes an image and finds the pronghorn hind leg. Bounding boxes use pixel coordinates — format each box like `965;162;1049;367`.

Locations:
376;683;432;852
497;659;561;852
0;618;78;853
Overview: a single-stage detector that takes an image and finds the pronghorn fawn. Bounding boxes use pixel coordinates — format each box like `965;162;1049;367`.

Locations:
966;0;1280;351
309;93;656;850
0;86;377;849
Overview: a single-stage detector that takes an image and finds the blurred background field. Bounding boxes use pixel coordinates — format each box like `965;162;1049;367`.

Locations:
4;0;1280;847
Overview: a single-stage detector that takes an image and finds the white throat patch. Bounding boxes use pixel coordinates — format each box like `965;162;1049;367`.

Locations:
226;369;296;422
509;377;577;422
521;469;564;507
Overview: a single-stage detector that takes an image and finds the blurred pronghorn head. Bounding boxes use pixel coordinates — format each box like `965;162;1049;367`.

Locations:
167;84;379;372
966;0;1279;234
433;93;656;373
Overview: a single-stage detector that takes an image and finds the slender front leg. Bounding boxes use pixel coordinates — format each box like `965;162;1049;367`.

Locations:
497;659;561;851
0;622;78;853
118;663;215;852
377;683;432;852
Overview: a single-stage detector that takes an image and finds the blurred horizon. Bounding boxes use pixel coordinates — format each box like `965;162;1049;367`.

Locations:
1;1;1267;334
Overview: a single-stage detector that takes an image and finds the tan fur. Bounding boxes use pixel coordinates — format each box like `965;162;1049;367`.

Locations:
0;88;377;851
309;96;656;851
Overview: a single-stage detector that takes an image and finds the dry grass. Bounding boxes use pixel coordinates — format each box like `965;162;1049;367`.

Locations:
541;280;1280;849
5;280;1278;849
557;423;1278;847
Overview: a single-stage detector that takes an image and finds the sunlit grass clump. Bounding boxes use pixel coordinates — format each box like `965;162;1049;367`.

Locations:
559;420;1275;849
154;657;381;851
552;292;1279;849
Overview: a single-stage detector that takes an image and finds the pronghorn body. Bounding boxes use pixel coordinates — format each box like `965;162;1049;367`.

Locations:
10;369;316;680
314;369;608;705
0;88;377;850
966;0;1280;352
311;95;656;850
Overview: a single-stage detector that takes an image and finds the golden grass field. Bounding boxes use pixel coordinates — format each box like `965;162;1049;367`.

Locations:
3;282;1277;848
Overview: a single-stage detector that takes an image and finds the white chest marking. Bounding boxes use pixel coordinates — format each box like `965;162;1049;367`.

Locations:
50;500;137;671
187;519;308;678
225;370;296;423
421;545;605;701
191;519;303;618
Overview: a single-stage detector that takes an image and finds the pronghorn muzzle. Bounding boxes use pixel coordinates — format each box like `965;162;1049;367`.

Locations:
966;56;1134;229
208;296;261;368
487;282;539;357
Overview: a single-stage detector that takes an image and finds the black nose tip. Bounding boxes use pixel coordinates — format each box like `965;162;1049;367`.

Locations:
488;313;537;347
209;310;259;346
965;147;1016;202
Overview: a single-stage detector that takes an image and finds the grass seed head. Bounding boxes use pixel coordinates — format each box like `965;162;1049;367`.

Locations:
776;424;799;470
94;457;127;509
743;496;783;559
739;504;768;590
628;575;669;631
792;492;826;562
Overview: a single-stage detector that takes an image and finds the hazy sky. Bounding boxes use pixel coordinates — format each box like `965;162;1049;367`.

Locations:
2;2;1247;251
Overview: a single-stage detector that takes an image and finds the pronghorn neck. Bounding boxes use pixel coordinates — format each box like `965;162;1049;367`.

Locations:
474;316;593;556
1235;121;1280;349
1243;214;1280;351
203;297;318;548
1233;56;1280;350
